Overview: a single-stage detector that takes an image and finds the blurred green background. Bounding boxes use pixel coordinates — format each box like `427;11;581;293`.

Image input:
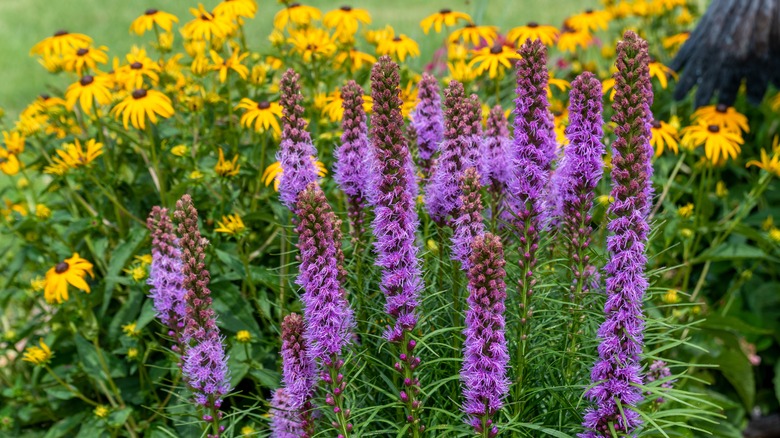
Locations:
0;0;596;117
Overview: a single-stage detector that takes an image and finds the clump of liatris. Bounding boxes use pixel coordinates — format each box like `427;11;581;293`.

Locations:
451;167;486;270
269;388;306;438
146;206;187;354
279;313;316;436
581;31;654;438
278;68;320;210
557;72;605;301
294;182;355;436
481;105;512;197
411;73;444;178
426;81;482;225
369;55;425;433
335;80;372;241
507;39;557;367
173;194;231;437
461;233;509;437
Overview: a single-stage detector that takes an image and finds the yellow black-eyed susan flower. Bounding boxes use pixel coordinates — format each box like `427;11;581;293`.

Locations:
648;60;677;89
215;148;240;177
557;24;593;53
746;147;780;177
130;9;179;35
43;253;94;304
335;48;377;72
469;43;521;79
288;28;336;62
566;9;611;32
209;49;249;83
61;45;108;75
22;339;52;365
111;88;174;130
447;60;477;83
30;30;92;57
235;98;282;135
650;119;680;157
3;131;24;155
43;139;104;176
65;75;112;114
681;123;743;164
323;6;371;41
263;159;326;191
215;214;246;235
420;9;471;34
0;148;20;176
691;104;749;135
273;3;322;30
119;47;162;90
376;34;420;62
214;0;257;20
181;4;235;41
507;22;559;47
663;31;690;51
448;23;498;46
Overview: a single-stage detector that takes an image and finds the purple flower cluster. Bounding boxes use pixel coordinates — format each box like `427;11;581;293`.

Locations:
581;31;654;438
279;313;315;436
646;360;673;404
462;233;509;437
278;68;320;210
334;80;372;240
481;105;512;195
451;168;486;270
411;73;444;178
270;388;306;438
147;207;187;352
181;337;231;408
369;56;425;432
426;81;482;225
557;72;605;299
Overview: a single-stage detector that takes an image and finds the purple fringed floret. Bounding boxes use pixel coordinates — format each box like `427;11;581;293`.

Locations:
481;105;512;192
581;31;654;438
280;313;316;410
461;233;509;437
181;336;231;407
451;168;486;270
270;388;307;438
411;73;444;177
278;68;320;210
147;207;187;342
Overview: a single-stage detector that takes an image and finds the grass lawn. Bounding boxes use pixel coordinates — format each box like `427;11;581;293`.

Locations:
0;0;596;117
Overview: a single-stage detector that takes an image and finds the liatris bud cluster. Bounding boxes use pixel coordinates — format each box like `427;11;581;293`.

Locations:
411;73;444;179
481;105;512;196
369;56;425;433
581;31;654;438
269;387;307;438
451;168;486;270
279;313;316;436
646;360;673;404
461;233;509;437
278;68;320;210
172;195;231;437
557;72;605;301
147;207;187;354
426;81;481;225
507;39;556;360
335;80;372;241
294;182;355;436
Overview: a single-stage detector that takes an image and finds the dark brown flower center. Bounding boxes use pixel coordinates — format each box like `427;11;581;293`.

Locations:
40;93;51;100
200;14;211;20
585;8;594;13
527;21;539;27
290;3;301;7
132;89;148;99
258;101;270;109
716;103;728;113
440;8;452;14
80;75;94;86
130;61;143;70
55;261;69;274
77;48;89;56
393;36;402;42
465;23;476;28
490;44;503;54
652;120;662;129
54;30;68;37
340;5;352;11
145;8;158;15
707;124;720;133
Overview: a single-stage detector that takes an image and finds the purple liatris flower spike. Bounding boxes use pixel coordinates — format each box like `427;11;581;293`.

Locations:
294;182;355;436
557;71;605;301
461;233;509;438
370;55;425;432
147;207;187;352
451;168;486;270
481;105;512;195
411;73;444;179
278;68;320;210
426;81;482;225
181;336;231;407
580;31;654;438
335;80;372;241
280;313;316;436
269;388;307;438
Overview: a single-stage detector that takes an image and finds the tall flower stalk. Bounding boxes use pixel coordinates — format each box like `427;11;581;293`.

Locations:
461;233;509;438
580;31;654;438
278;313;316;437
173;194;231;438
481;105;512;197
294;182;355;437
508;39;557;406
335;80;372;242
411;73;444;179
369;55;425;436
451;167;486;271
